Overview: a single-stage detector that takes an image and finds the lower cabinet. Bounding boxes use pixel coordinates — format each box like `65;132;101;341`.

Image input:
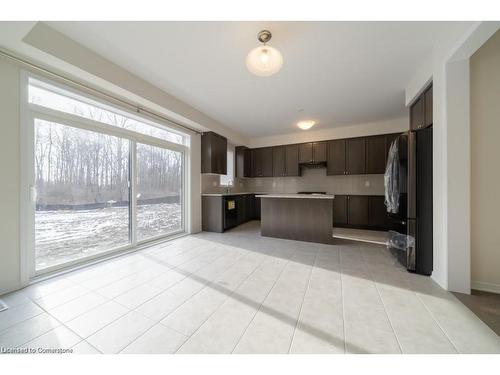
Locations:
254;196;261;220
333;195;348;225
237;194;255;225
347;196;369;226
202;194;259;233
368;196;388;228
333;194;389;230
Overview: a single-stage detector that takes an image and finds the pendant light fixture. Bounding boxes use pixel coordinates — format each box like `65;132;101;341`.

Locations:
246;30;283;77
297;120;316;130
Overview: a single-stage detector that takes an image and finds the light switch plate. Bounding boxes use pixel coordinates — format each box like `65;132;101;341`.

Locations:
365;180;370;187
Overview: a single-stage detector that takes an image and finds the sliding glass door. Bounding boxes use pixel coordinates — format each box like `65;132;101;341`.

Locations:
136;143;183;242
24;73;189;276
34;119;131;270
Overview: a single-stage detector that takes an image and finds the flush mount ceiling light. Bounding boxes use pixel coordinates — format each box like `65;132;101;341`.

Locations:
297;120;316;130
246;30;283;77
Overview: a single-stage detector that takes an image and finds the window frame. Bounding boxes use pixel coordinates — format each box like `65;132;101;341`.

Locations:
219;145;235;187
20;71;191;280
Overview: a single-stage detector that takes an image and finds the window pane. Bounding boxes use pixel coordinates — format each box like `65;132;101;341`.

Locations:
137;143;183;241
219;148;234;186
34;119;130;270
29;79;186;145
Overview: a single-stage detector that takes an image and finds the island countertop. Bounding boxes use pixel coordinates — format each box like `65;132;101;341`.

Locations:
256;193;335;199
202;192;265;197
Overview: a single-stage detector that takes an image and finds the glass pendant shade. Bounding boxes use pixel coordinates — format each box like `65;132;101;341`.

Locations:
246;45;283;77
297;120;316;130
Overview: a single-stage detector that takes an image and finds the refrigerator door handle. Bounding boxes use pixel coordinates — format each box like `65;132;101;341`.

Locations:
408;131;417;219
407;219;417;272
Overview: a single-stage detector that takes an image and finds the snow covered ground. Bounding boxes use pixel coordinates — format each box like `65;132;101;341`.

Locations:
35;203;182;270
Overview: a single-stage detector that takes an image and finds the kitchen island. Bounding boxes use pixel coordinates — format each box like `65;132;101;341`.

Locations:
257;194;334;244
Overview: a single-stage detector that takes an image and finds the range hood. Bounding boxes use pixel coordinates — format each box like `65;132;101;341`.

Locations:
299;161;327;168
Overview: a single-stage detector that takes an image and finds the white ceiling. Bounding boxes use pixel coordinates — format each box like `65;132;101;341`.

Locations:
17;22;474;137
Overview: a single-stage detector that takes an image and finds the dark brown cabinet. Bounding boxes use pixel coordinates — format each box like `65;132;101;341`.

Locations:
202;195;224;232
410;95;425;130
312;142;327;163
368;196;388;228
201;132;227;174
298;142;313;164
252;147;273;177
333;194;389;230
250;149;258;177
347;195;369;226
347;138;366;174
202;194;257;233
299;142;327;164
254;196;261;219
230;133;401;179
272;144;299;177
235;146;251;178
237;194;255;225
285;144;300;176
424;85;433;127
410;84;432;130
333;195;348;225
327;139;346;175
272;146;286;177
261;147;273;177
365;135;386;174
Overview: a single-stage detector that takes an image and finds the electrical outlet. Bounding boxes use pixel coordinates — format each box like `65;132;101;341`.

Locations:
365;180;370;187
212;181;217;187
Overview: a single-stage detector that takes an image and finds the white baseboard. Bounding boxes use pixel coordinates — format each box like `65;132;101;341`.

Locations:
471;280;500;294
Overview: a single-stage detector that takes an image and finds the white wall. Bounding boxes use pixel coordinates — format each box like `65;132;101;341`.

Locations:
470;30;500;293
405;21;500;292
249;117;408;148
188;133;202;234
0;55;204;294
446;59;470;293
21;23;248;147
0;58;21;295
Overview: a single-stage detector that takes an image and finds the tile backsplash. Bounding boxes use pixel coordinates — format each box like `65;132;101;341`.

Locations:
202;167;385;196
201;174;247;194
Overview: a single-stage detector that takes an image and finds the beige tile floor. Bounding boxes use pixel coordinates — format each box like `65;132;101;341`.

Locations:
1;221;499;354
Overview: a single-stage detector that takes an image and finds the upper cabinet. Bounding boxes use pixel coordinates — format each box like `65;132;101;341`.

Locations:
299;142;327;164
424;85;433;127
326;139;346;175
410;84;432;130
284;144;300;176
347;138;366;174
252;147;273;177
312;142;327;163
298;142;313;164
235;146;251;178
365;135;386;174
201;132;227;175
272;146;286;177
272;144;300;177
226;133;401;178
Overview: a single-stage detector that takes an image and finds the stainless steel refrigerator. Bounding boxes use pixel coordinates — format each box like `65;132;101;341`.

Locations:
387;127;433;275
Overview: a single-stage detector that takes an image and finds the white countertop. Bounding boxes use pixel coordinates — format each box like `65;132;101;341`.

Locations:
202;192;267;197
256;193;335;199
